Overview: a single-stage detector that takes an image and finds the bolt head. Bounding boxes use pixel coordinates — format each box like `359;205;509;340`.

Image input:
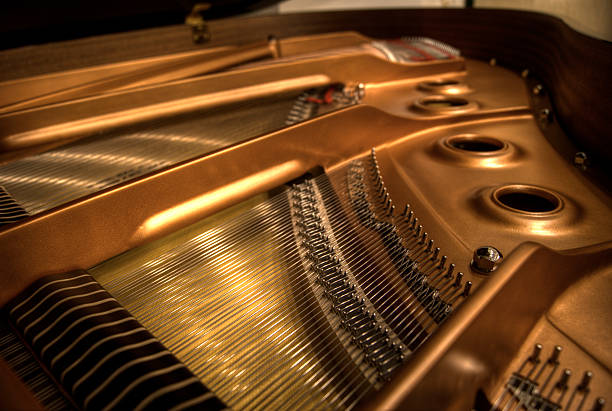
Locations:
574;152;589;170
532;84;544;96
538;108;552;126
471;246;503;273
357;83;365;98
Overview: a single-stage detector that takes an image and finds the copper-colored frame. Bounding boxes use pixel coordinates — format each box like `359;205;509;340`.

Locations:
0;13;611;411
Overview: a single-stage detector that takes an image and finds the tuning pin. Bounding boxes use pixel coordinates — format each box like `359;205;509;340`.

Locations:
411;218;418;230
432;248;440;261
463;281;472;297
454;272;463;287
416;225;423;237
420;232;428;244
578;371;593;392
555;368;571;390
530;343;543;363
592;397;605;411
426;239;434;252
407;210;414;223
548;345;562;364
445;263;455;278
403;204;410;217
388;204;395;216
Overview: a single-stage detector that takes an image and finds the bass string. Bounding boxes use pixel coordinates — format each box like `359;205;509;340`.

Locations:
106;240;354;410
0;96;296;215
114;211;297;314
104;212;334;408
241;184;390;411
152;222;378;408
142;260;366;410
102;193;292;295
330;160;465;308
129;203;380;408
97;192;370;408
337;167;465;347
152;171;430;400
314;169;458;341
307;169;461;356
345;160;468;331
97;159;460;410
136;167;420;380
244;171;440;406
309;174;441;346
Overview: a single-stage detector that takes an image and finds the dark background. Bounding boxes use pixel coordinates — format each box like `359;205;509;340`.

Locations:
0;0;280;50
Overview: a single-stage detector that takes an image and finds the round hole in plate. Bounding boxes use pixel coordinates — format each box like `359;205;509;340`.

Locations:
448;135;505;153
413;95;477;115
493;186;562;214
423;79;460;87
421;97;468;108
417;79;467;93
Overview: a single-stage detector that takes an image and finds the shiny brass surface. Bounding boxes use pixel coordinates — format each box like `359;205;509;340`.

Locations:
0;40;279;113
380;117;612;254
0;32;369;114
0;29;611;410
362;242;612;410
90;185;372;410
363;59;527;119
0;54;462;152
0;93;300;215
548;268;612;372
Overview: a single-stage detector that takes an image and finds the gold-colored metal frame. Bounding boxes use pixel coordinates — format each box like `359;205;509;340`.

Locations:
0;31;610;410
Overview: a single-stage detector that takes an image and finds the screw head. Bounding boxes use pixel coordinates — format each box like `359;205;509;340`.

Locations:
532;84;544;96
574;152;589;170
538;108;552;126
191;26;211;43
471;246;503;273
357;83;365;99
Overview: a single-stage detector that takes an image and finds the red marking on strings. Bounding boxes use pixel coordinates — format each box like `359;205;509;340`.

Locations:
306;97;324;104
306;87;336;105
323;87;334;104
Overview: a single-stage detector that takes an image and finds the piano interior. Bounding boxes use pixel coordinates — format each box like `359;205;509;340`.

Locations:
0;8;611;411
